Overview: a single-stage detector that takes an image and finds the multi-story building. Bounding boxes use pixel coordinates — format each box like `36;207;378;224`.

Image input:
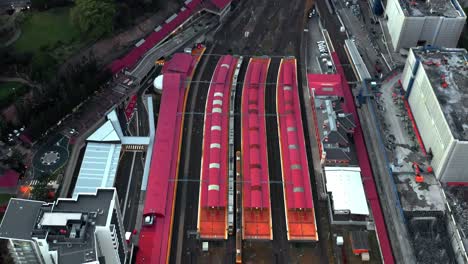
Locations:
0;188;128;264
401;47;468;183
385;0;466;51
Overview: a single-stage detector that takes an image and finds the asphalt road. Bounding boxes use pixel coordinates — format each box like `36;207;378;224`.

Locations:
113;151;145;231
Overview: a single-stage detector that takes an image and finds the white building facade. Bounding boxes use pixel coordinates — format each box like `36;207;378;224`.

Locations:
401;47;468;182
385;0;466;51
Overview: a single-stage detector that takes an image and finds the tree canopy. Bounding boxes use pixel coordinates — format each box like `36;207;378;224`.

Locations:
71;0;116;38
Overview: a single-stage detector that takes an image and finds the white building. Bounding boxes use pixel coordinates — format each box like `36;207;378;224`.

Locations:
401;47;468;182
0;188;128;264
73;98;156;198
385;0;466;51
324;167;370;224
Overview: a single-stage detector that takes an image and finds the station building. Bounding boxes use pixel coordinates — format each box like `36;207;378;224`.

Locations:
0;188;128;264
385;0;466;51
401;47;468;183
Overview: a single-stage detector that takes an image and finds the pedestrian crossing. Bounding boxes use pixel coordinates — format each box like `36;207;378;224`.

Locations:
124;145;146;151
28;180;58;186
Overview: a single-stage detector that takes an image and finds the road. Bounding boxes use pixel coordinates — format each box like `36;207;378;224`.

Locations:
113;151;145;230
306;15;326;74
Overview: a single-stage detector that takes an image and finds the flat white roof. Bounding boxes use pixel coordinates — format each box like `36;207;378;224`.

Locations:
40;212;82;226
325;166;369;216
87;120;121;142
73;143;122;198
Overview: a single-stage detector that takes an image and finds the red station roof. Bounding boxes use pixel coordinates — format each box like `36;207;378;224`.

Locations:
330;52;394;263
241;58;272;240
198;55;237;239
162;53;194;75
136;50;202;263
137;73;182;264
277;58;317;241
210;0;232;9
307;74;344;97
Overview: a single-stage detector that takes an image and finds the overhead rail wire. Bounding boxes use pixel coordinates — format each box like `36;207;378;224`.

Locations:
177;112;287;117
169;178;292;184
181;79;372;86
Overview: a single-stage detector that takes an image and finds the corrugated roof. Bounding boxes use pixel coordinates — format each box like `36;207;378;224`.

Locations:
87;120;121;142
210;0;231;9
325;166;369;215
307;74;344;97
72;143;122;198
0;169;19;188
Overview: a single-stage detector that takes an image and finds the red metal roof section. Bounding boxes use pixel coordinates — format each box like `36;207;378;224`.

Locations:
277;58;318;241
109;0;203;73
210;0;231;9
137;73;182;264
241;58;272;240
331;52;394;263
143;73;182;217
0;169;19;188
162;53;194;75
307;73;345;158
136;49;204;264
307;74;344;97
198;55;238;239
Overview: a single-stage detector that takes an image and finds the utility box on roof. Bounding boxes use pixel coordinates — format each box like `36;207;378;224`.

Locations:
202;242;209;252
361;252;370;261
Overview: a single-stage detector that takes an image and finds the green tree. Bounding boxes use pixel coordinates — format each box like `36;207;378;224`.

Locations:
0;119;7;139
7;149;25;171
31;180;48;200
31;0;49;10
71;0;117;39
31;52;57;82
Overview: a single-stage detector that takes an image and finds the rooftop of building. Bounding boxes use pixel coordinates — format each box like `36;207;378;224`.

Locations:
396;173;446;212
398;0;464;17
324;167;370;215
413;47;468;141
314;96;359;165
0;189;116;264
53;189;114;226
0;199;52;240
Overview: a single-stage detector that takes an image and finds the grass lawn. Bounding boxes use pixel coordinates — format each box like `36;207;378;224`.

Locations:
0;82;28;108
14;7;81;54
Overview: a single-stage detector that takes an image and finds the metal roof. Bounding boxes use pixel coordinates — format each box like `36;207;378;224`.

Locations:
72;143;122;198
325;166;370;216
86;120;121;142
